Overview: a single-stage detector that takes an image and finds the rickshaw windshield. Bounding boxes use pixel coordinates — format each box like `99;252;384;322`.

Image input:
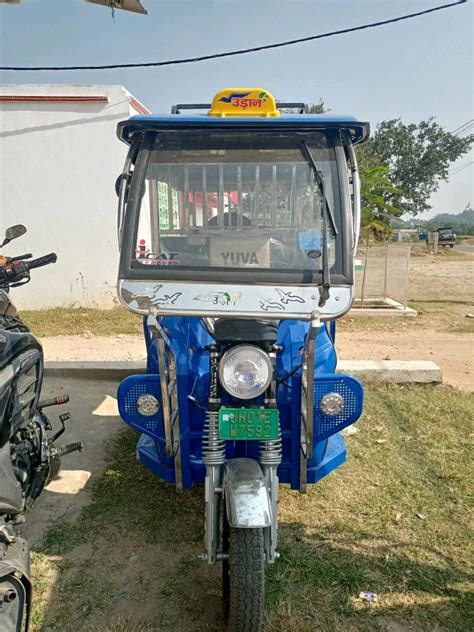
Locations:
129;131;344;284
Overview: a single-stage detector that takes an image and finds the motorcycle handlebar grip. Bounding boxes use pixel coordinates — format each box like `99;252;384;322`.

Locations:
38;394;70;408
28;252;57;270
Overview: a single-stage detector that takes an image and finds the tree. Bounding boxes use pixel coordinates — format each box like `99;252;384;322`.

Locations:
422;208;474;236
279;99;328;114
307;100;327;114
366;118;474;216
359;162;402;234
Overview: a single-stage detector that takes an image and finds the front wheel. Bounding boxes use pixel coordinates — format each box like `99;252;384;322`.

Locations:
223;523;265;632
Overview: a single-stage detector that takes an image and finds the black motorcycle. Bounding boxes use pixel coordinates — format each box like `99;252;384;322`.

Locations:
0;225;82;631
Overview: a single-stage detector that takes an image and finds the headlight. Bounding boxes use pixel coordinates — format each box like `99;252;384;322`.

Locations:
219;345;272;400
319;392;344;416
136;394;160;417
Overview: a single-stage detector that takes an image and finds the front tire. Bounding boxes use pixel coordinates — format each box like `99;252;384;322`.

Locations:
224;524;265;632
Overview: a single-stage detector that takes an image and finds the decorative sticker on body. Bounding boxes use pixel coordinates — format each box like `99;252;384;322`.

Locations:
298;231;322;251
259;288;306;311
275;289;305;304
132;285;182;308
194;291;242;306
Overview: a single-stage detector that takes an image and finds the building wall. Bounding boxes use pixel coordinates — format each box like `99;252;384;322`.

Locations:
0;84;147;309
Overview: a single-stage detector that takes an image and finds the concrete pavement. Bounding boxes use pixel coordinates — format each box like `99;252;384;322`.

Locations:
44;359;443;384
23;376;123;547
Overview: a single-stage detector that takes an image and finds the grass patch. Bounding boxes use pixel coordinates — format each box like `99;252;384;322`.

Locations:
408;301;474;333
32;384;473;631
340;299;474;334
266;383;474;631
30;552;58;630
410;245;474;262
437;249;474;262
22;307;143;337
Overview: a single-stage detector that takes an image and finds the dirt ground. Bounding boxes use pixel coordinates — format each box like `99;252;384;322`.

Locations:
336;328;472;390
344;246;474;391
40;248;474;391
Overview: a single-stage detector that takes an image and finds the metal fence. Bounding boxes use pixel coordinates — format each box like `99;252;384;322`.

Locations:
355;241;411;308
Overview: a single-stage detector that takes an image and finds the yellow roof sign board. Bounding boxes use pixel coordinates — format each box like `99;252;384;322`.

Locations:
209;88;280;118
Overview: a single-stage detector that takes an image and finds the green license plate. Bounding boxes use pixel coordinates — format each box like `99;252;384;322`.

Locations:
218;407;279;441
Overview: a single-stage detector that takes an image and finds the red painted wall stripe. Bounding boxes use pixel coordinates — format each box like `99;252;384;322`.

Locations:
129;96;150;115
0;95;109;103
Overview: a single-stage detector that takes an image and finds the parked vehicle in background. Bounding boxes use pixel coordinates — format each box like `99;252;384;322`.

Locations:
0;225;82;632
435;226;456;247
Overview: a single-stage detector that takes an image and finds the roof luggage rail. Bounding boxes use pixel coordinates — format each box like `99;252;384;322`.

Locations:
171;102;309;114
171;103;211;114
276;102;309;113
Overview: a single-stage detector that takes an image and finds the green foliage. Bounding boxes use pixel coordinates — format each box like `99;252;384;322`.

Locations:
366;118;474;216
394;208;474;235
423;208;474;235
306;99;327;114
357;145;402;232
279;99;328;114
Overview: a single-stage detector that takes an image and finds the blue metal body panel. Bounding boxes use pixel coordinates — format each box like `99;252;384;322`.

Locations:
117;114;370;145
117;318;364;490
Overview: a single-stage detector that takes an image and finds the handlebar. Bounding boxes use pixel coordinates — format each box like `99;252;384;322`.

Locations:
0;252;57;286
27;252;57;270
11;253;33;262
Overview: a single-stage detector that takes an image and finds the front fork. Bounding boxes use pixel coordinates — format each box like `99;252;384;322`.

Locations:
201;346;281;565
202;346;225;564
260;347;282;564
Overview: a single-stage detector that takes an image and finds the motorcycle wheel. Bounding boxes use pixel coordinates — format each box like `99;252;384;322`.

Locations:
222;516;265;632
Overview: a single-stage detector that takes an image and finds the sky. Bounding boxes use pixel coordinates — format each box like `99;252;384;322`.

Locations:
0;0;472;218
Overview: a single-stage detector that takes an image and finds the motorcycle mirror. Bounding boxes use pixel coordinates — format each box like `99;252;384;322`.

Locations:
1;224;27;248
115;173;136;199
115;174;123;197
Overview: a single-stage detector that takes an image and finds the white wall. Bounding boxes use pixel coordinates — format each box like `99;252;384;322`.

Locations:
0;84;140;309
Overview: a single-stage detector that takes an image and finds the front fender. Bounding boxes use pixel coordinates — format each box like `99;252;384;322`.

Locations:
223;458;272;528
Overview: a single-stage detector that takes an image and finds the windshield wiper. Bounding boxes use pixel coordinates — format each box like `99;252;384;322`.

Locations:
301;141;338;238
301;141;338;307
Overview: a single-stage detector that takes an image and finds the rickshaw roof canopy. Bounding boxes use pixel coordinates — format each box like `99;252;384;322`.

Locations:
117;114;370;146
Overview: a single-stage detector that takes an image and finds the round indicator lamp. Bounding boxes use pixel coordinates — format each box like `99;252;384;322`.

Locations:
319;392;344;416
136;394;160;417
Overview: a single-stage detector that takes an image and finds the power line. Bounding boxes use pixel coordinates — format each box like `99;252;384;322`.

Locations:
449;161;473;175
453;122;474;137
0;0;468;71
451;119;474;135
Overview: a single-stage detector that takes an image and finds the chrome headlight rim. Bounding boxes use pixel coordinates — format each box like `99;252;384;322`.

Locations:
218;344;273;401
